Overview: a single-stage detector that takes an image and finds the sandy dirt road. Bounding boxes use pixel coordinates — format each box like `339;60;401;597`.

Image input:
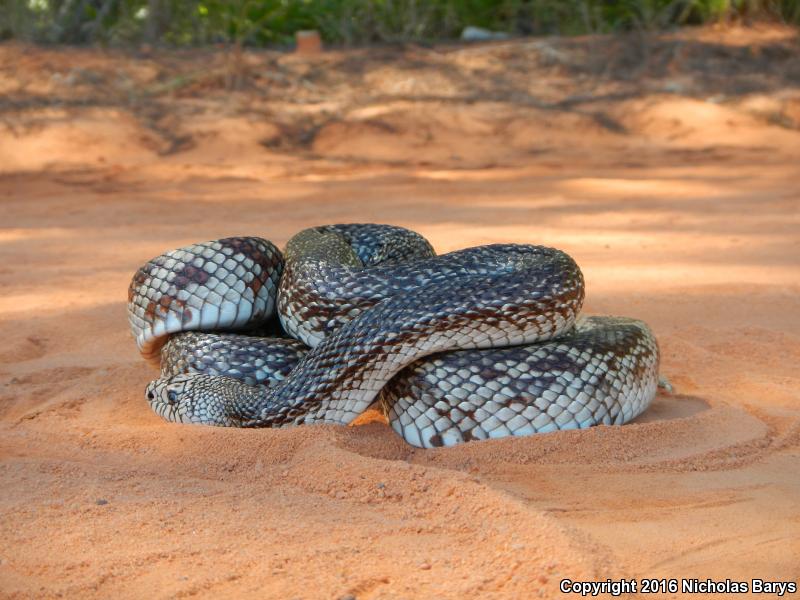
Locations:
1;26;799;599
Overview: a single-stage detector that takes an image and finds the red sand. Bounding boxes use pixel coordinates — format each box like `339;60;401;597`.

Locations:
1;26;799;599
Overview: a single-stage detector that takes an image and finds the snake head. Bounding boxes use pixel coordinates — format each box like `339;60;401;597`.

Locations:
145;374;243;426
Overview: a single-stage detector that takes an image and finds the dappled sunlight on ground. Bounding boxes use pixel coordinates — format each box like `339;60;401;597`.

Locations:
1;26;799;599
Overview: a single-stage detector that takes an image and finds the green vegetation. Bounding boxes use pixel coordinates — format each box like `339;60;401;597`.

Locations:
1;0;798;46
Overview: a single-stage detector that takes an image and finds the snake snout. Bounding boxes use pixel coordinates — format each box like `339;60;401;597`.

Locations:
145;376;195;423
146;374;241;426
145;380;159;403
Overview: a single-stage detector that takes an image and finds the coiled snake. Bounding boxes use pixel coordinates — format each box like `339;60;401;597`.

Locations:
128;224;659;448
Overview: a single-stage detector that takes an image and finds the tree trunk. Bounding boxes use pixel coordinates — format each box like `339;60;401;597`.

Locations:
145;0;168;44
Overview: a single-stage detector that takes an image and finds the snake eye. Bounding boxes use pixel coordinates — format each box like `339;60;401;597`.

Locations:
167;390;178;404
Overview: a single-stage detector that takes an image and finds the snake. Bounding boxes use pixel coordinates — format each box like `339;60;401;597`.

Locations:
127;224;659;448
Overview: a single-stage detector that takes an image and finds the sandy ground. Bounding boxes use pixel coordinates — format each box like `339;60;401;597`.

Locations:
1;26;799;599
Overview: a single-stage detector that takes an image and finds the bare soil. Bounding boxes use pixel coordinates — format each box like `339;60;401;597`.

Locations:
1;25;799;599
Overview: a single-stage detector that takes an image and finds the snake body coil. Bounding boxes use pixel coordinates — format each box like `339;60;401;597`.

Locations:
128;224;659;448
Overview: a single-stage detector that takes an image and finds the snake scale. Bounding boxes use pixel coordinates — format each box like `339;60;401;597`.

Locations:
128;224;659;448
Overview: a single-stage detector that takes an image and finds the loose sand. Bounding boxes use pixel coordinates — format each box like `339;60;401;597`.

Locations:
1;26;799;599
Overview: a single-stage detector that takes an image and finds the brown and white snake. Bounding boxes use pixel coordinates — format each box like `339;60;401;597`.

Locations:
127;224;660;448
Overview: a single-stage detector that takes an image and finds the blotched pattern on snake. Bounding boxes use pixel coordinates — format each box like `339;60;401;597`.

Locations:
127;224;659;448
